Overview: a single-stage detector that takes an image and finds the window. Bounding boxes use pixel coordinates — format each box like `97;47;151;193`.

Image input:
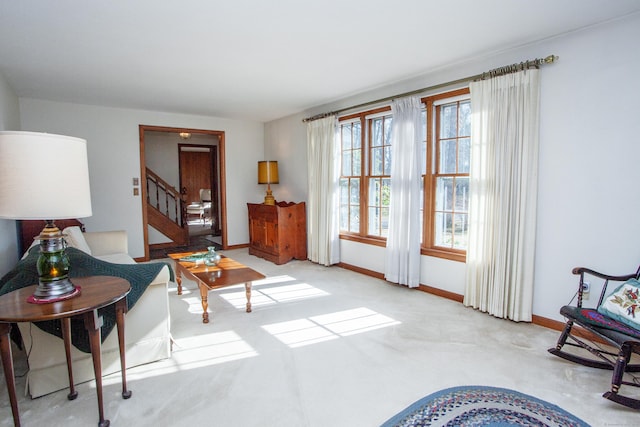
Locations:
337;89;471;261
339;120;362;234
367;114;392;237
422;88;471;261
339;107;392;243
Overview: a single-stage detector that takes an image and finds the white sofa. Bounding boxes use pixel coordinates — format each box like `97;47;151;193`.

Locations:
17;229;172;398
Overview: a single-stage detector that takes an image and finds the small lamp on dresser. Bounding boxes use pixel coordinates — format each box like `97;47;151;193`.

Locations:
258;160;279;205
0;131;93;302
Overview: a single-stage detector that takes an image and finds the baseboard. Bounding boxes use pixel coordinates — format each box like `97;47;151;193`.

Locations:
337;262;384;279
150;241;183;250
226;243;249;250
337;261;567;333
417;284;464;303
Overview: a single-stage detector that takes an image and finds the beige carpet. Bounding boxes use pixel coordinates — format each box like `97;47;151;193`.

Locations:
1;248;638;426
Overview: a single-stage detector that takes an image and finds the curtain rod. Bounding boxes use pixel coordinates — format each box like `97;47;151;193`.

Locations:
302;54;558;123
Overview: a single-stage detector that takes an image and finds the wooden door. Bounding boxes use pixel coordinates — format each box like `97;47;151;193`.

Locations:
179;147;212;205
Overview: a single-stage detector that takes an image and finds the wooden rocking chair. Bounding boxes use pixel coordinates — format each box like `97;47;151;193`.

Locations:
548;265;640;409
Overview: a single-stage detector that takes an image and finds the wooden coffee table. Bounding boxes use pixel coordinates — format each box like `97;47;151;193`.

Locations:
168;251;265;324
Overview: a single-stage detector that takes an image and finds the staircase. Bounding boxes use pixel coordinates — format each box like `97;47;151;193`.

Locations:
146;168;189;247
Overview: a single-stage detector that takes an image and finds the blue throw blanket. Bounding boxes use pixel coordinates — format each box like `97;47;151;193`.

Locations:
0;246;174;353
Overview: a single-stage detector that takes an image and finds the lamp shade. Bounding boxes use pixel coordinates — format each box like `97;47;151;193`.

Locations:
257;161;279;184
0;131;93;219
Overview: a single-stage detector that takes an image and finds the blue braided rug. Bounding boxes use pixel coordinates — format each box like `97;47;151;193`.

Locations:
381;386;589;427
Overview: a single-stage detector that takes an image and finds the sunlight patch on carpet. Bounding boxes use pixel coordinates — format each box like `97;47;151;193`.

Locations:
262;307;400;348
220;278;329;309
103;331;258;385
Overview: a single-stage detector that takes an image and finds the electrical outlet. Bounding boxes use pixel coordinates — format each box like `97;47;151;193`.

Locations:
581;281;590;299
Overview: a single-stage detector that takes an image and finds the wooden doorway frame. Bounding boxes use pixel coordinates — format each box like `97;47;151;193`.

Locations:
139;125;227;260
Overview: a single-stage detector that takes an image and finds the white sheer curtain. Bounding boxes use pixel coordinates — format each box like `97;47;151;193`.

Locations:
384;96;422;288
306;116;340;266
464;69;540;322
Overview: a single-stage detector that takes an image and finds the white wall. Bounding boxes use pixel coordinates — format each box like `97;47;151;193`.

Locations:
19;99;265;257
265;13;640;322
0;70;21;277
264;114;309;204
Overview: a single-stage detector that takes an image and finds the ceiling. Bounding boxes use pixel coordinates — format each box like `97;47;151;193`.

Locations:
1;1;639;123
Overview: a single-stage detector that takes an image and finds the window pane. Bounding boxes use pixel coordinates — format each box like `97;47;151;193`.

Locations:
371;147;383;176
372;118;383;147
342;126;352;150
368;206;380;235
455;177;469;211
381;207;389;237
384;117;393;145
381;178;391;207
350;178;360;204
353;123;361;149
459;101;471;136
459;138;470;174
453;213;468;249
435;177;453;211
434;212;452;247
440;103;457;139
383;146;392;175
368;178;380;206
342;151;351;176
353;148;361;175
439;140;457;174
349;207;359;232
339;178;348;204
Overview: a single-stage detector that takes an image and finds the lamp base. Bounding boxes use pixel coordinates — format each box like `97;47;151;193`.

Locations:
33;220;78;303
33;277;77;300
263;188;275;205
28;284;81;304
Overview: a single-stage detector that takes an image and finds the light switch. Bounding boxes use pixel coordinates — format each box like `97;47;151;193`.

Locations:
133;177;139;186
133;188;139;196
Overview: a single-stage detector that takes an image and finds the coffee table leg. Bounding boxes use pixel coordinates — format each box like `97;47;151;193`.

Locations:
61;317;78;400
245;282;252;313
0;323;20;427
176;268;183;295
84;310;109;427
199;283;209;323
115;299;131;399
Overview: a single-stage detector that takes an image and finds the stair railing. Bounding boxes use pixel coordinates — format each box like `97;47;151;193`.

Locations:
146;168;184;226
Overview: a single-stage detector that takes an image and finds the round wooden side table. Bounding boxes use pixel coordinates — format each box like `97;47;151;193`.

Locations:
0;276;131;427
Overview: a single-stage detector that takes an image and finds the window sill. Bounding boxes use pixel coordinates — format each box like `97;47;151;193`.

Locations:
339;234;386;248
421;247;466;263
339;234;467;263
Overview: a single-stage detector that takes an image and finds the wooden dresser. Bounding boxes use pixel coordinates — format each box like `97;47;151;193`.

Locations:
247;202;307;265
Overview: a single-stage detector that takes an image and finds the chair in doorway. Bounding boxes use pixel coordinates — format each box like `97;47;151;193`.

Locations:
186;203;205;225
200;188;212;225
185;189;211;226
